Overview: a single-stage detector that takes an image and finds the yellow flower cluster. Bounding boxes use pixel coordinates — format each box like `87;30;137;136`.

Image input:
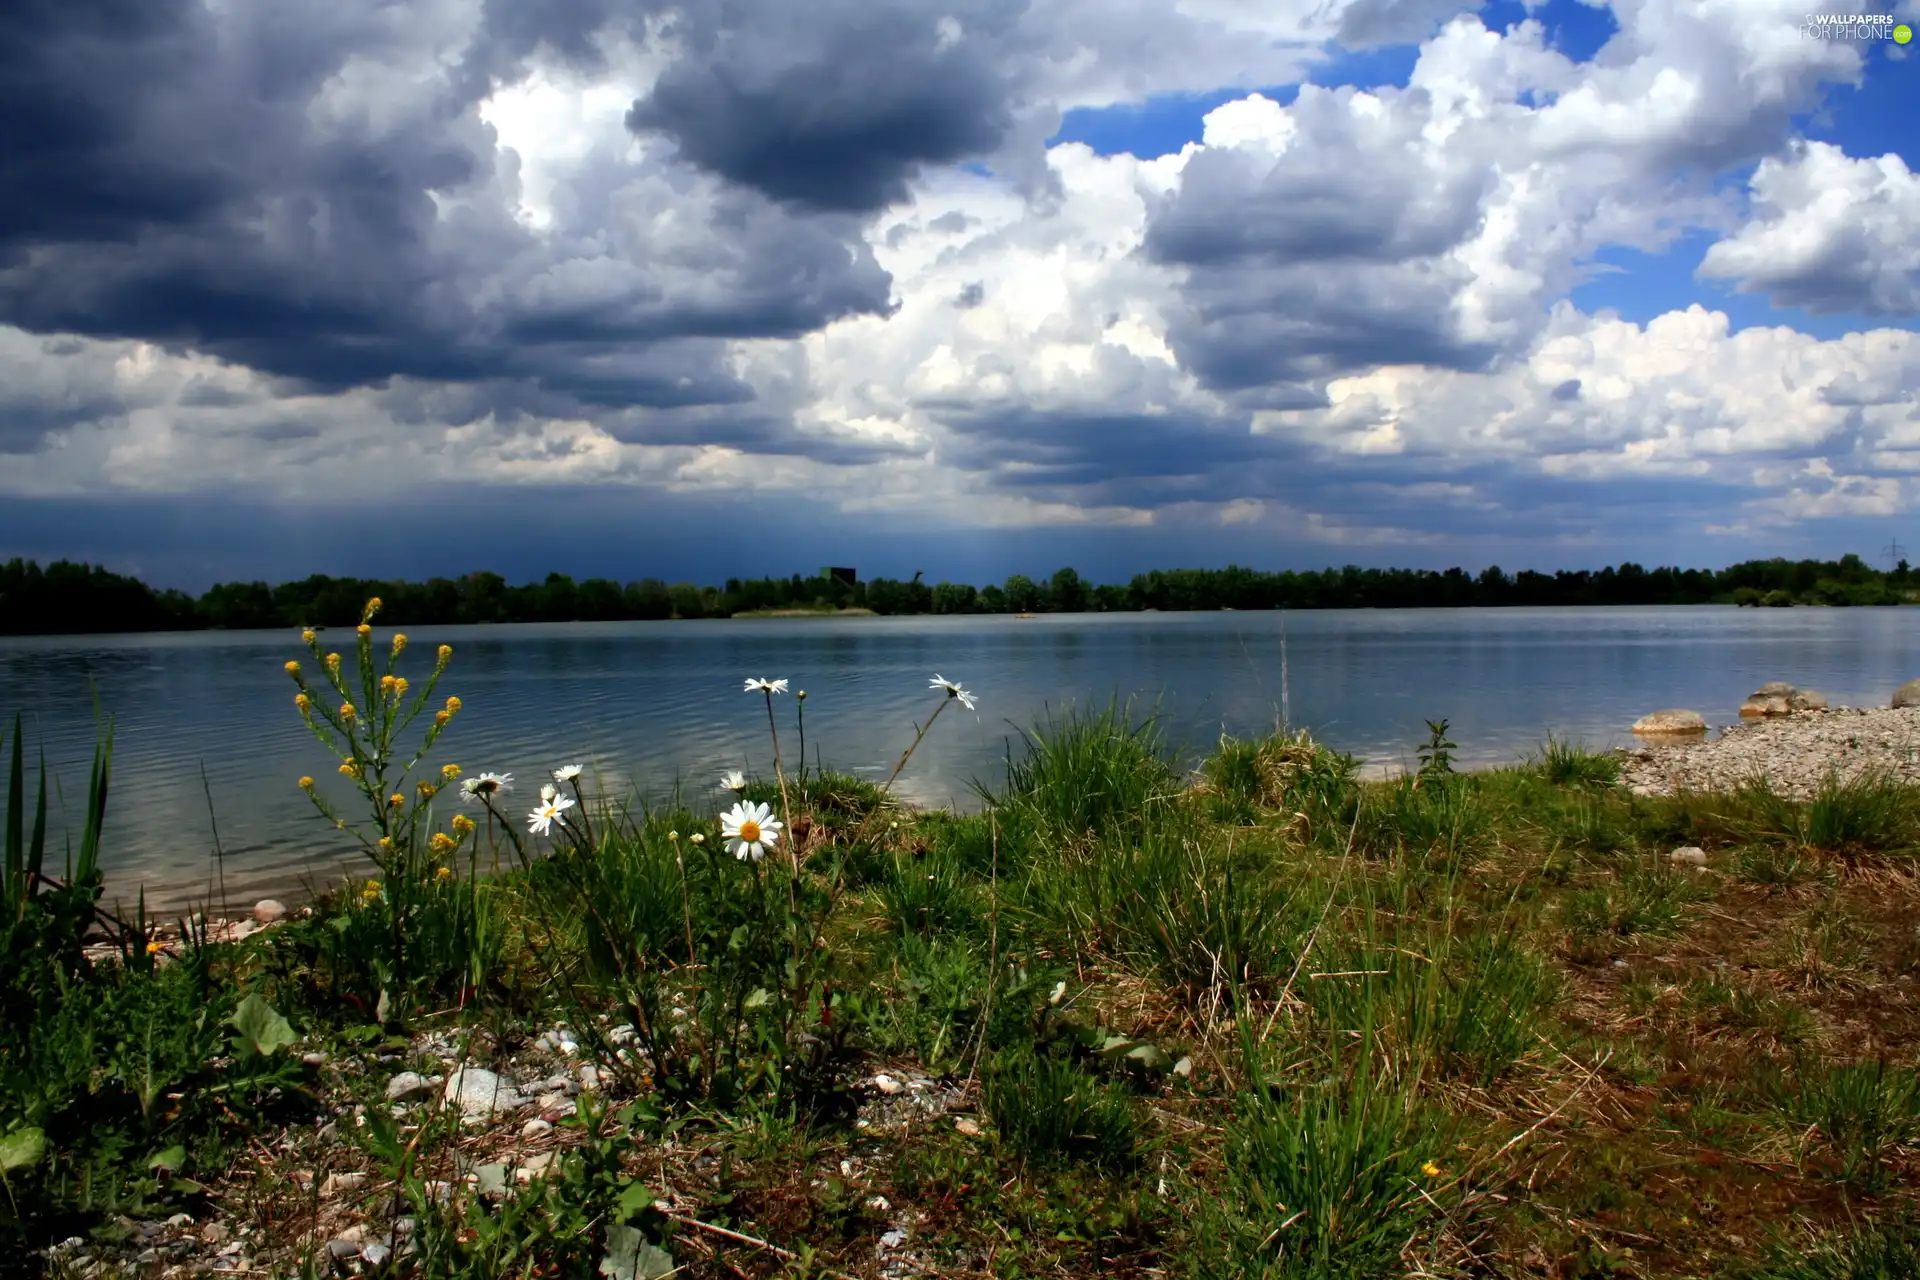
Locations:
445;696;462;713
298;776;314;790
378;836;394;852
340;703;356;723
417;780;437;798
302;629;316;644
339;760;360;778
429;832;457;856
441;763;462;780
284;660;301;675
146;940;163;956
362;879;382;900
388;793;406;808
325;652;342;674
294;692;311;713
357;623;372;637
435;865;453;881
394;677;409;698
434;711;451;727
451;814;475;837
437;644;453;664
391;633;408;656
361;597;382;624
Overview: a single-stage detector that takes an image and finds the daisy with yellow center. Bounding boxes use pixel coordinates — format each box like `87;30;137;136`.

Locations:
720;800;783;862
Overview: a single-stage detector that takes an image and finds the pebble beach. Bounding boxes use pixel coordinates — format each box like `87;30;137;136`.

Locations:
1617;704;1920;799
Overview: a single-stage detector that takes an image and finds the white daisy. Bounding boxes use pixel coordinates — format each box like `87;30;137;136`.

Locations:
462;772;512;802
930;674;977;711
720;769;748;793
540;783;556;802
719;800;783;862
743;678;791;694
527;792;576;837
553;764;583;782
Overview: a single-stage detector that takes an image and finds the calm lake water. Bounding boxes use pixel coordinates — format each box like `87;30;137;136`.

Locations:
2;606;1916;910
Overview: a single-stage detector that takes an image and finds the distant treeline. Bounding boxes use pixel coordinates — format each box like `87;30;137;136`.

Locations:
1;554;1914;636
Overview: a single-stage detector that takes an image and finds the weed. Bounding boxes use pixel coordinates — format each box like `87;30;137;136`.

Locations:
983;1046;1138;1170
1771;1059;1920;1191
1538;735;1624;788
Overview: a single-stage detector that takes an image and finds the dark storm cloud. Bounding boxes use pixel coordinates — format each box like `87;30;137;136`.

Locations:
1333;0;1478;48
0;0;895;459
1144;86;1500;394
1550;379;1583;402
625;2;1021;212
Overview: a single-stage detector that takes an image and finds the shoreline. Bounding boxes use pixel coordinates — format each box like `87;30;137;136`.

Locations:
1618;703;1920;799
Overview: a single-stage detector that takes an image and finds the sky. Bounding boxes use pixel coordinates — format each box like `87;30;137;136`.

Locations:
1;0;1918;592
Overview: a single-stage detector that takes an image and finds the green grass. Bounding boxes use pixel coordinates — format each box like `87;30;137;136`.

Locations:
16;648;1920;1278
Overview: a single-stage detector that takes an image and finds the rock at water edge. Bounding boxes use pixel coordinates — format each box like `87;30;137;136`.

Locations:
1894;679;1920;709
1632;709;1706;735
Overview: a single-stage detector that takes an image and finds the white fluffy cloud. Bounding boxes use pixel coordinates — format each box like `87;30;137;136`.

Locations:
2;0;1918;567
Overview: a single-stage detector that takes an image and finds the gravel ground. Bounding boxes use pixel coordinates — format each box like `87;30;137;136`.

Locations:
1617;705;1920;799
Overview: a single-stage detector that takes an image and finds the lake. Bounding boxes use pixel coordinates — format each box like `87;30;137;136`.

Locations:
1;606;1915;910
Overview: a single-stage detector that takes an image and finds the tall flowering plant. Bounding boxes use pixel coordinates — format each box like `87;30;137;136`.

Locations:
282;598;492;1019
282;596;466;877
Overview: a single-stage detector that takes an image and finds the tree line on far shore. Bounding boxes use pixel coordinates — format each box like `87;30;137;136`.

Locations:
0;553;1914;636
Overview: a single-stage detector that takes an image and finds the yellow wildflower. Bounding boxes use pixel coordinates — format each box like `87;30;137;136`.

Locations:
434;711;451;727
391;634;408;656
340;703;356;723
393;677;408;698
325;652;342;673
379;674;396;693
389;793;405;808
445;696;462;713
441;763;461;780
437;644;453;664
284;660;301;675
429;832;457;856
339;760;360;778
435;865;453;881
302;628;316;644
146;940;162;956
1421;1161;1442;1179
294;692;311;713
417;780;437;798
451;814;475;837
298;776;314;790
378;836;394;852
362;597;382;622
362;880;382;900
357;623;372;638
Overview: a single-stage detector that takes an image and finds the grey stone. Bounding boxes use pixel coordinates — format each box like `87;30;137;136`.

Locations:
384;1071;431;1102
444;1067;527;1120
1894;679;1920;709
1670;846;1708;865
361;1242;393;1267
325;1237;362;1260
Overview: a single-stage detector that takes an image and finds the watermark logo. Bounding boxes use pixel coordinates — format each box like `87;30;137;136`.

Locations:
1801;13;1913;42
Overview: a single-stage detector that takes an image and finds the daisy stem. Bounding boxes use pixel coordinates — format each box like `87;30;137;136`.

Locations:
795;698;807;788
763;690;800;920
880;696;950;795
675;843;697;968
568;777;595;853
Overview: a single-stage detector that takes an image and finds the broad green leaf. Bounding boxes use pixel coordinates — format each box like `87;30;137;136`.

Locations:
229;994;297;1058
599;1225;676;1280
0;1127;44;1172
147;1145;186;1172
743;987;771;1010
474;1163;509;1197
